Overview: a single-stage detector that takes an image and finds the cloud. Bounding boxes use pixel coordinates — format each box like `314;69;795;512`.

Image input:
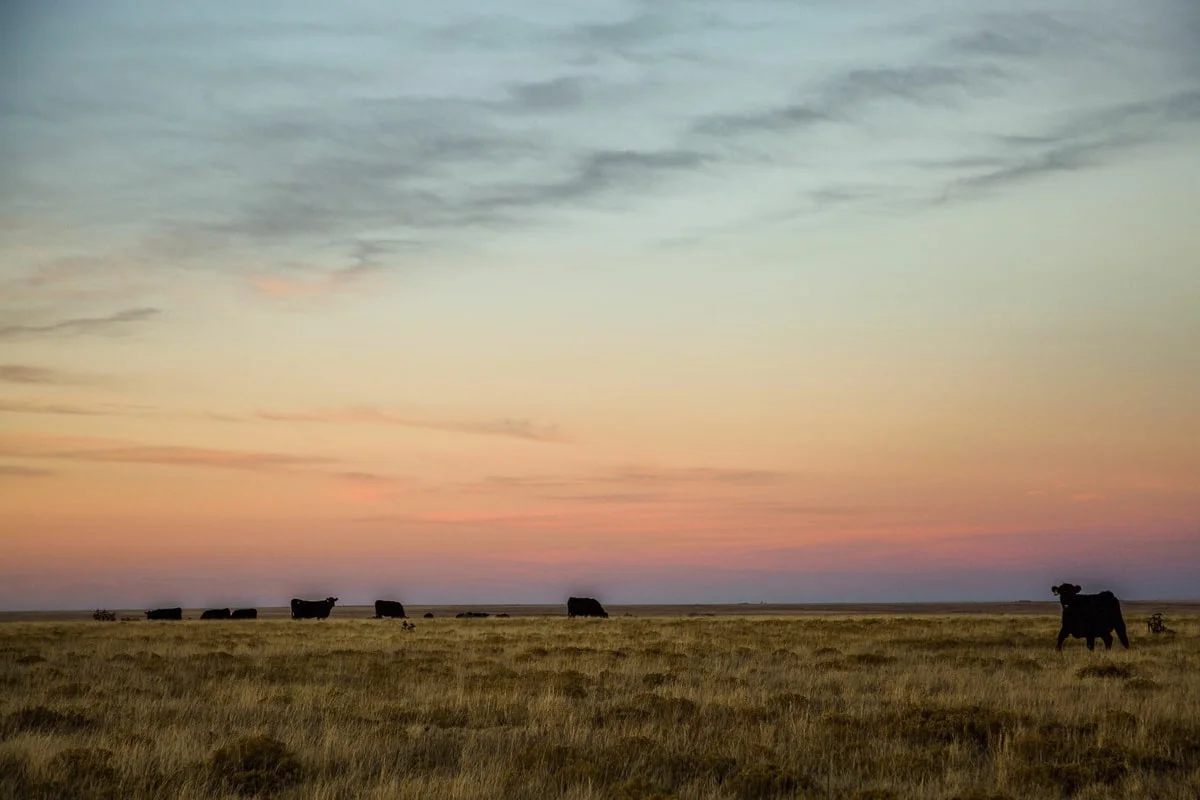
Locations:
0;365;90;385
691;64;996;139
334;471;409;485
0;399;116;416
0;464;55;478
504;77;589;112
0;435;334;472
550;492;668;504
940;89;1200;199
602;466;788;485
0;308;160;340
257;406;564;443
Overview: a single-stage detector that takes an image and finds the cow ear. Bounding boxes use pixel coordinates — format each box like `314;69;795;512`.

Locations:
1051;585;1060;595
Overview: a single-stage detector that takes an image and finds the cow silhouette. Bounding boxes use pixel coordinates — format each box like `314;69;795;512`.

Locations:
145;607;182;621
567;597;608;618
291;597;338;619
1052;583;1130;651
200;608;231;620
230;608;257;620
374;600;406;618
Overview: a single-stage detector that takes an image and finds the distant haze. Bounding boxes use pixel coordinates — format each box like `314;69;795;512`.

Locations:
1;1;1198;610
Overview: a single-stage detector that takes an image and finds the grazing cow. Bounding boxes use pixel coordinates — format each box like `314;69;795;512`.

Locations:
200;608;231;620
374;600;406;619
423;612;434;618
291;597;338;620
145;607;182;621
230;608;258;620
455;611;490;618
567;597;608;618
1052;583;1130;651
496;613;511;618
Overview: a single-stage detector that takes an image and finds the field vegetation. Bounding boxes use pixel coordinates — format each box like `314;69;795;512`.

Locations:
1;613;1197;799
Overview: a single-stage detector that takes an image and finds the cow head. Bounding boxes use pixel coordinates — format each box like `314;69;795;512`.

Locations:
1051;583;1082;598
326;597;338;605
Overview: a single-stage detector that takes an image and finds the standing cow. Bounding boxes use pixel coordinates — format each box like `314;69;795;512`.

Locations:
374;600;406;618
200;608;231;620
230;608;258;619
291;597;338;619
567;597;608;618
1052;583;1130;651
145;607;182;621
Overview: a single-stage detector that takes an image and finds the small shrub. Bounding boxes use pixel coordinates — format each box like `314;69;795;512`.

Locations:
207;735;304;797
642;672;673;688
889;705;1025;750
3;705;92;734
613;777;676;799
851;790;899;800
92;609;117;622
726;762;816;800
949;790;1014;800
1014;746;1128;796
46;748;119;797
848;652;896;666
1077;664;1134;680
1125;676;1160;692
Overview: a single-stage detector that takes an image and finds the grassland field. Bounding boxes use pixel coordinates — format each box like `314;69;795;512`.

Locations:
1;609;1198;800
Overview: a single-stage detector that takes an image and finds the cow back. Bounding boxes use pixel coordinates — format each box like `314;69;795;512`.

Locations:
567;597;608;618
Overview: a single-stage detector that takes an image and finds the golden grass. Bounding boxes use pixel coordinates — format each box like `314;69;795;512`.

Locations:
1;614;1197;799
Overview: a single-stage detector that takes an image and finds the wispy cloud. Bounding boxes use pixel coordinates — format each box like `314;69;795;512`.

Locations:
0;308;160;340
0;464;55;478
602;466;788;485
258;406;564;443
0;435;334;473
0;399;106;416
0;364;92;385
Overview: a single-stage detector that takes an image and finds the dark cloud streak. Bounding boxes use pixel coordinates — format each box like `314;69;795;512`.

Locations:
0;308;159;340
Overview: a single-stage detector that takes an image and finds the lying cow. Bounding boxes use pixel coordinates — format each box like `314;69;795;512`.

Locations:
145;607;182;621
374;600;406;618
291;597;338;619
230;608;257;620
1052;583;1130;651
200;608;231;620
567;597;608;618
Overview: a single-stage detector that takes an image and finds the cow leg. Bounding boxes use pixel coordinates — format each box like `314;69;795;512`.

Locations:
1056;628;1069;651
1086;637;1096;651
1114;618;1130;648
1100;633;1114;649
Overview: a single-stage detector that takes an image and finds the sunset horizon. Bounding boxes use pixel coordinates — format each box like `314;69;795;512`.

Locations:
3;1;1198;612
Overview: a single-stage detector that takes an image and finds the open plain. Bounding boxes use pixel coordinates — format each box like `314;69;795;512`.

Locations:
1;611;1198;799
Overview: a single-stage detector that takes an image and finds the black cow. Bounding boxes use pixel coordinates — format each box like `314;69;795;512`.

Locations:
291;597;338;619
200;608;231;620
567;597;608;618
1052;583;1130;651
230;608;257;619
145;607;182;621
374;600;406;619
455;611;489;618
423;612;434;618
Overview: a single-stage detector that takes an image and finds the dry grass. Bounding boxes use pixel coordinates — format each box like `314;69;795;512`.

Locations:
1;614;1198;799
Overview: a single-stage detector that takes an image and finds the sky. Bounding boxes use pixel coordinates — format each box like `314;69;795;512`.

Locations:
1;0;1198;610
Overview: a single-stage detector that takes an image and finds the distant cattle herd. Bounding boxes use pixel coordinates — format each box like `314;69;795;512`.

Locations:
129;596;611;623
102;588;1163;651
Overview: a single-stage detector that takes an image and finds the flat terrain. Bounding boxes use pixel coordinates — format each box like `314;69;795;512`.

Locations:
1;613;1198;799
4;601;1200;622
